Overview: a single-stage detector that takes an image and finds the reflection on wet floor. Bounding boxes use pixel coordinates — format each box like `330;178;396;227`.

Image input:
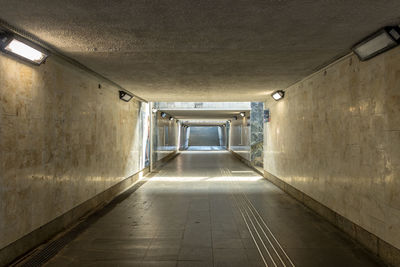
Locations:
45;151;382;267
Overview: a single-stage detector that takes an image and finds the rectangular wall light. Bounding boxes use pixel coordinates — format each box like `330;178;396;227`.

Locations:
0;32;48;65
119;90;133;102
352;26;400;61
271;90;285;101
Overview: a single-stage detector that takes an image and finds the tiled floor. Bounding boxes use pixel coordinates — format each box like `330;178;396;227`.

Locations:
186;146;226;151
45;151;382;267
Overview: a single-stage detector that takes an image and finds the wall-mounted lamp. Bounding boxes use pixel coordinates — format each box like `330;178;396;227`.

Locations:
152;108;158;113
271;90;285;101
352;26;400;61
169;117;174;121
0;31;49;65
228;120;231;123
161;112;167;118
240;112;245;117
119;90;134;102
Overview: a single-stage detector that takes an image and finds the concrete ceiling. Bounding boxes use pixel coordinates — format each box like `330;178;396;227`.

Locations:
181;120;228;126
162;109;246;120
1;1;400;101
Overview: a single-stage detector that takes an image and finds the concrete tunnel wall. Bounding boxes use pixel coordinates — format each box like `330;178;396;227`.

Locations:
229;115;251;161
0;53;171;258
153;112;179;162
263;47;400;251
178;124;188;151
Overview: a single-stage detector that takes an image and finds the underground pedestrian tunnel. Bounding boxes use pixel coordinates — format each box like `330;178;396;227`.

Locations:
0;1;400;266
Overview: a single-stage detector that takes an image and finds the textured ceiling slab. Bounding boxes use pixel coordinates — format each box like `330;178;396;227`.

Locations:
0;1;399;101
162;109;246;120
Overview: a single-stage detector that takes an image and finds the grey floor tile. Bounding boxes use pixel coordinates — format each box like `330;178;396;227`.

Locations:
244;248;264;263
213;249;249;266
178;247;213;261
140;260;177;267
213;248;249;266
212;238;244;248
41;152;382;267
155;230;184;239
144;247;181;261
177;260;213;267
149;238;182;248
285;247;384;267
212;230;241;239
182;237;213;248
241;238;257;248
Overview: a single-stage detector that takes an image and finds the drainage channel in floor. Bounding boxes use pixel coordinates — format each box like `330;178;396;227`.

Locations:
14;180;147;267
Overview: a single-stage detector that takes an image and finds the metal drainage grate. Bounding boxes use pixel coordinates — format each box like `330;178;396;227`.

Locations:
19;180;147;267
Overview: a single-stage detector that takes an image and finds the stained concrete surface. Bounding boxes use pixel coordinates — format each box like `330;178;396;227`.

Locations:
154;110;179;162
0;53;144;250
264;47;400;250
2;2;400;101
44;152;381;267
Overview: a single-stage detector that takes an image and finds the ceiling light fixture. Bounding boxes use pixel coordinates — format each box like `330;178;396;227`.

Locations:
240;112;245;117
352;26;400;61
169;117;174;121
119;90;133;102
0;32;49;65
271;90;285;101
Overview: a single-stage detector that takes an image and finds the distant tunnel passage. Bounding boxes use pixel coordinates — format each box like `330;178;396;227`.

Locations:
188;126;220;146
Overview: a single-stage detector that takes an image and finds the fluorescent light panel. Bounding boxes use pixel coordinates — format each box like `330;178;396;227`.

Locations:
0;33;48;65
5;39;46;63
271;90;284;101
353;26;400;61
